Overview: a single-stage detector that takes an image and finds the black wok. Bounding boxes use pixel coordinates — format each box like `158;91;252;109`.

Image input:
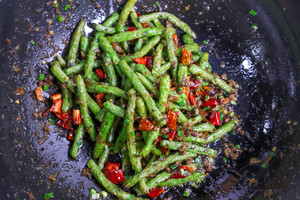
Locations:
0;0;299;199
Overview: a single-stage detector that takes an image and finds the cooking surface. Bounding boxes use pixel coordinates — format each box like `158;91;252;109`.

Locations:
0;0;299;199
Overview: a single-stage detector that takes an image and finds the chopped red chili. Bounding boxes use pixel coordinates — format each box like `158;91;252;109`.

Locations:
95;69;104;79
188;91;197;106
104;169;125;184
34;86;44;102
133;57;147;65
168;130;177;141
148;187;165;199
128;27;136;31
50;93;62;102
106;161;121;171
170;165;192;179
181;48;192;66
157;137;167;156
210;112;221;126
94;93;105;108
73;109;82;125
138;118;154;131
172;34;179;48
202;99;218;109
49;99;62;114
68;128;74;140
167;110;178;130
190;80;201;89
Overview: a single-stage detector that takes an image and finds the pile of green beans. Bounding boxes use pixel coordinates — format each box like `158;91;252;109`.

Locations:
49;0;240;199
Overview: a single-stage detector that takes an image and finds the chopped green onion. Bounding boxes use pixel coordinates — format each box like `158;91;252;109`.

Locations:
261;163;267;168
235;144;240;149
223;157;227;162
269;152;274;157
53;3;59;8
205;95;209;99
170;165;175;170
178;131;183;137
202;82;209;86
48;118;56;125
204;107;210;111
43;192;53;200
38;74;45;81
178;87;182;91
183;188;192;197
194;157;201;163
251;24;258;30
161;154;165;159
220;114;224;120
127;195;136;200
100;191;108;198
203;40;208;45
180;168;185;175
230;112;235;117
230;131;235;135
125;119;130;124
249;9;257;16
231;100;236;105
76;141;83;147
57;15;63;23
64;4;69;11
30;41;35;45
43;85;49;91
153;3;158;6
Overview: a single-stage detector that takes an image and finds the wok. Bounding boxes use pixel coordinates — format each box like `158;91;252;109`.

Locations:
0;0;299;199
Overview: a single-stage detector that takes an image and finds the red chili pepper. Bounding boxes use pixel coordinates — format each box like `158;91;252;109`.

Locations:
50;93;62;102
138;118;154;131
133;57;147;65
95;69;104;79
35;86;44;102
106;161;121;171
148;187;165;199
57;119;71;130
181;48;192;66
142;23;149;28
104;169;125;184
190;81;201;89
209;112;220;126
73;109;82;125
49;99;62;114
182;86;189;100
55;110;71;121
94;93;105;108
167;110;178;130
172;34;179;48
202;99;218;109
128;27;136;31
193;62;199;65
168;130;177;141
136;12;141;17
146;56;153;71
68;128;74;140
188;91;197;106
157;137;167;156
170;165;191;179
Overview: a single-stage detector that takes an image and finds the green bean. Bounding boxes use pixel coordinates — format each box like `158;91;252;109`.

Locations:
189;115;203;125
189;64;214;81
86;82;128;99
121;144;131;174
112;123;127;153
75;75;97;142
136;72;158;96
107;28;164;43
56;54;66;68
158;62;171;75
116;0;137;31
185;120;238;144
152;43;163;77
158;74;170;113
61;85;72;113
139;12;196;39
158;172;205;187
192;55;200;63
182;34;194;44
160;140;217;157
141;128;160;158
93;112;116;158
70;124;85;159
180;104;194;111
199;52;209;70
147;172;171;189
169;102;188;123
98;36;120;65
95;107;107;122
87;159;136;200
124;79;133;92
67;19;86;67
134;38;144;52
130;10;144;29
102;12;119;27
122;35;161;62
103;55;117;87
136;64;156;83
136;96;147;118
192;123;215;132
152;18;163;28
125;88;139;171
124;152;197;188
107;117;120;143
64;60;101;76
85;34;100;79
165;25;178;80
151;147;163;156
189;64;234;93
177;64;188;85
97;144;109;170
94;24;116;34
119;60;166;126
80;36;89;58
103;101;125;118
